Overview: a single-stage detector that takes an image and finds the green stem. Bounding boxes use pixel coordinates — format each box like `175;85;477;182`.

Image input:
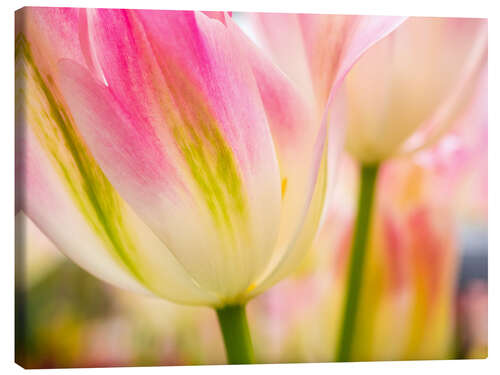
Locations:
216;304;255;364
335;163;379;362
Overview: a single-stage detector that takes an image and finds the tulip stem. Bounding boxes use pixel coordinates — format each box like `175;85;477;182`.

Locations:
335;163;379;362
216;304;255;364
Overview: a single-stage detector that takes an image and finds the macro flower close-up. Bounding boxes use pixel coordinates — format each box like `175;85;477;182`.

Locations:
14;6;488;369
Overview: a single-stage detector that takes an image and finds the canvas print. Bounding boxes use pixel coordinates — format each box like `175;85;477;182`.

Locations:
15;7;487;368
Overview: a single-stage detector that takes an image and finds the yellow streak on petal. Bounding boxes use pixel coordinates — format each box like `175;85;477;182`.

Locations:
245;282;257;293
281;177;288;199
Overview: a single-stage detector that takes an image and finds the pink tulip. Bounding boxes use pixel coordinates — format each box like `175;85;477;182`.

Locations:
15;7;402;307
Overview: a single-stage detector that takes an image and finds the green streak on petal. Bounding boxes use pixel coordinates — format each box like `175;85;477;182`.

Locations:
172;118;248;246
16;34;147;286
126;13;250;247
149;56;249;246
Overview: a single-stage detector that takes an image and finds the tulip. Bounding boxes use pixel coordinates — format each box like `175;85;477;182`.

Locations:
252;14;487;361
16;7;406;364
320;159;459;361
315;105;486;361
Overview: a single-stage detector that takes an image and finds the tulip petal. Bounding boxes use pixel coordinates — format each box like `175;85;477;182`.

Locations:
251;143;329;295
224;17;329;292
342;17;487;163
252;14;406;112
60;10;282;302
251;13;317;107
400;19;488;155
15;7;85;77
202;11;231;24
240;14;405;288
15;30;218;305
